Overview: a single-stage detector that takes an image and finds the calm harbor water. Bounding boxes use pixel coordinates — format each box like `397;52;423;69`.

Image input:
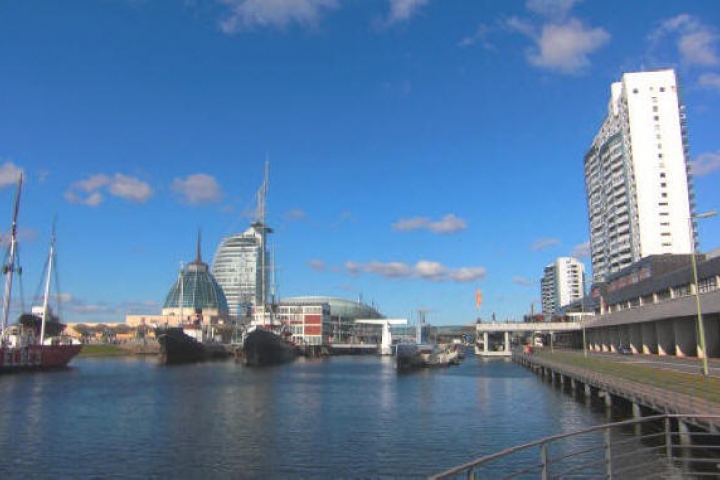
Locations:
0;353;662;478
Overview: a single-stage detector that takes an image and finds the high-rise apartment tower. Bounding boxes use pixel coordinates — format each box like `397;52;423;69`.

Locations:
584;69;696;282
541;257;586;315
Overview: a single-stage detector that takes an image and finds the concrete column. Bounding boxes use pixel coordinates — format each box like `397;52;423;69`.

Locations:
703;313;719;358
600;328;610;352
673;318;695;358
628;323;642;354
483;332;489;354
642;322;658;354
504;331;510;352
657;319;675;356
632;402;642;419
604;391;612;408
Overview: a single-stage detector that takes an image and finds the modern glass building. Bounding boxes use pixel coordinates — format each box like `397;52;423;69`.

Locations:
211;223;272;319
162;239;229;324
584;69;695;283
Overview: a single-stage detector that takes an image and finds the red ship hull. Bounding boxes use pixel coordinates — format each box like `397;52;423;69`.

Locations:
0;344;82;371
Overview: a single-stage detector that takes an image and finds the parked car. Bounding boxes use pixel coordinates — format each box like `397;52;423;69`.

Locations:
617;346;632;355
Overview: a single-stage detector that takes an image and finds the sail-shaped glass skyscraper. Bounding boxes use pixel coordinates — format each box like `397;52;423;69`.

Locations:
212;163;273;321
211;224;271;319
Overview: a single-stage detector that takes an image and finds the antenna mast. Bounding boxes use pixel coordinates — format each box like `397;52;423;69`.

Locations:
253;162;273;308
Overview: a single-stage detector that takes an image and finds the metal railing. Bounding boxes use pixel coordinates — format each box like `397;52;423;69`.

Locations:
430;414;720;479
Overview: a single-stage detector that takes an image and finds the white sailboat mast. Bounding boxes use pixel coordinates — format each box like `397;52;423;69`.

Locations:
1;174;22;339
39;224;56;344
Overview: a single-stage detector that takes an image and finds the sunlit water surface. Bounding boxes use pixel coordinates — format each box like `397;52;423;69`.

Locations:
0;354;665;478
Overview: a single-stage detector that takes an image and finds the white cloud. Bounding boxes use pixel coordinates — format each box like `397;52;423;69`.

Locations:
448;267;486;283
392;213;467;234
526;0;583;20
650;15;719;67
171;173;222;205
0;227;38;248
531;237;560;251
111;174;153;203
0;161;24;188
308;259;325;272
699;73;720;90
500;2;608;75
65;191;104;207
385;0;429;25
415;260;446;280
691;151;720;177
65;173;153;206
514;276;534;286
219;0;338;32
571;241;591;258
459;24;494;49
527;19;610;74
345;259;485;283
284;209;307;221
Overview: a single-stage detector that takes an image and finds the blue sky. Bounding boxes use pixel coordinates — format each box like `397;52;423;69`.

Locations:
1;0;719;326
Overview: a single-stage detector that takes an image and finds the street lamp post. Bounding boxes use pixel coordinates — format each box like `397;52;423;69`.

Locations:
690;210;717;377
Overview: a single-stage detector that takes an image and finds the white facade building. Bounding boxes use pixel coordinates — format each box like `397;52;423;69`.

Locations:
584;69;695;282
211;224;271;319
541;257;586;315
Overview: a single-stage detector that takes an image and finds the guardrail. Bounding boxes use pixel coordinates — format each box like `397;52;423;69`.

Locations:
430;414;720;479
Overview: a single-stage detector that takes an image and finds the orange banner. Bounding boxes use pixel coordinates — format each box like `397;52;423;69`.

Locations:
475;289;482;308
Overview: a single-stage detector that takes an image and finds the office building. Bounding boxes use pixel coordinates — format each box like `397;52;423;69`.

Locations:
541;257;586;315
584;69;695;283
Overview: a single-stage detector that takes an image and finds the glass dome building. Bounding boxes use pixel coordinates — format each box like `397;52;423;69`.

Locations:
162;236;229;324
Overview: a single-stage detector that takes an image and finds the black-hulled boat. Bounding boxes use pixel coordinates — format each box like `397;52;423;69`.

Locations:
156;326;204;364
241;325;296;366
156;323;230;364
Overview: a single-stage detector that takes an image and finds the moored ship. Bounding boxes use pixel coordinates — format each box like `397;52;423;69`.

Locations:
241;323;296;366
1;175;82;372
156;233;232;364
156;321;230;364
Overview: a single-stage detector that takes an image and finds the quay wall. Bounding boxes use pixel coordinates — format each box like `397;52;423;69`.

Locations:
513;351;720;432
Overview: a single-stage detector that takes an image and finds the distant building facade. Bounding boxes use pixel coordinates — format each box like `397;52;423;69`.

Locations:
541;257;586;315
277;296;383;346
584;69;696;283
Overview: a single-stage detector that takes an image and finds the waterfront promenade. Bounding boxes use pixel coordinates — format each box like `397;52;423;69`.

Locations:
514;348;720;430
432;348;720;478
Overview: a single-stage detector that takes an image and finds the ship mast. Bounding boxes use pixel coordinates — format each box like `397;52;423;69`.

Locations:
1;174;22;341
39;222;56;344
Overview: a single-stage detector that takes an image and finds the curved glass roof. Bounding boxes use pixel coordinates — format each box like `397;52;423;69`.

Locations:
279;296;382;319
163;236;229;314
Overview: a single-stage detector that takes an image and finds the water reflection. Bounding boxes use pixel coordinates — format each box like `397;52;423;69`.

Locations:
0;354;669;478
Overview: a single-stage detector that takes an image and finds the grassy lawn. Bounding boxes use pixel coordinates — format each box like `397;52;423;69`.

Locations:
79;344;130;356
533;350;720;404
